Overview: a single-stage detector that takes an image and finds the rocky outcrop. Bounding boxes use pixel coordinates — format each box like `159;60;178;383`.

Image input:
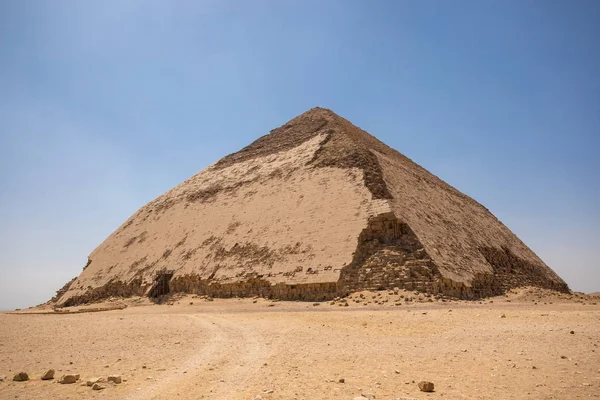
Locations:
54;108;569;306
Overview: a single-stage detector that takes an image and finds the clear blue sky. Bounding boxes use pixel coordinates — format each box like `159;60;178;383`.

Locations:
1;1;598;310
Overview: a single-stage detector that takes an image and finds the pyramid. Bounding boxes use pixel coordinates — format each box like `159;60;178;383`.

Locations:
56;108;569;306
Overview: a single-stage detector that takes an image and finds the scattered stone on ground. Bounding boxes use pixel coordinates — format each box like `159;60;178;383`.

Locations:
92;382;106;390
86;377;102;386
41;369;54;380
13;372;29;382
2;288;599;399
108;375;122;384
418;380;435;392
59;374;80;384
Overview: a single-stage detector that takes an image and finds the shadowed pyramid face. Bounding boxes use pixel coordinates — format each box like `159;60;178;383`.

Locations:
55;108;569;306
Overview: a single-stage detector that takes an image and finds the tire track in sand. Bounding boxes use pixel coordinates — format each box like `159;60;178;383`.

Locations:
124;313;268;400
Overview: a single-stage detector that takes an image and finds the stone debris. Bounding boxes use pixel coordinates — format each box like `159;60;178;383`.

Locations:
59;374;80;384
41;369;55;380
86;377;102;386
13;372;29;382
107;375;122;384
92;382;106;390
418;380;435;392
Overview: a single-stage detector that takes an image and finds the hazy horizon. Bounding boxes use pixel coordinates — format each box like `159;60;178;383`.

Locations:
1;1;598;310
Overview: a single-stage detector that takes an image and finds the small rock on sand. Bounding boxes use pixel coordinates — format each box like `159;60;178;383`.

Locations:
418;381;435;392
13;372;29;382
86;377;102;386
107;375;122;384
92;382;106;390
59;374;80;384
41;369;55;380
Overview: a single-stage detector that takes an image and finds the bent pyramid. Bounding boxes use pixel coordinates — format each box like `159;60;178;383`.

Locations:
56;108;568;306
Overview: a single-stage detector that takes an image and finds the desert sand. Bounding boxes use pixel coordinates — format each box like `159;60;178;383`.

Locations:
1;288;599;400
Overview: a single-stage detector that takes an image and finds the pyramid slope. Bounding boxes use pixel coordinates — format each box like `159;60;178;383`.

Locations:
56;108;568;306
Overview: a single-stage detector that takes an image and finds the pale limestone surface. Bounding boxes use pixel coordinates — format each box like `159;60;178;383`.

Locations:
60;133;392;304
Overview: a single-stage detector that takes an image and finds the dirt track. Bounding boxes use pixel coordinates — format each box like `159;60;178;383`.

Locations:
1;290;599;399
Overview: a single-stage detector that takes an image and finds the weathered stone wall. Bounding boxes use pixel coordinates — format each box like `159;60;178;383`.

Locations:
170;276;337;301
338;213;442;295
61;277;146;307
478;246;569;294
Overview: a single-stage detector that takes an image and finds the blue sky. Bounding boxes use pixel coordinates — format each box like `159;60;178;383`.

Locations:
0;0;598;310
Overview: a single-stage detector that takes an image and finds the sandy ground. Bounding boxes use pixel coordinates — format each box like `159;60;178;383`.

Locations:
1;289;599;400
